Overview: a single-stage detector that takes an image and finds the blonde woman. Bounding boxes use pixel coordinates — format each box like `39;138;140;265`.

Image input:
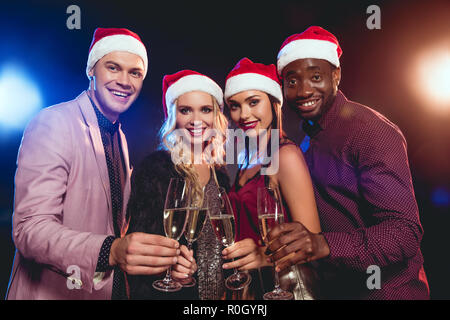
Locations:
126;70;230;300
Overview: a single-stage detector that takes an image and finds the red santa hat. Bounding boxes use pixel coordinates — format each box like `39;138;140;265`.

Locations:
277;26;342;75
162;70;223;119
86;27;148;78
224;58;283;105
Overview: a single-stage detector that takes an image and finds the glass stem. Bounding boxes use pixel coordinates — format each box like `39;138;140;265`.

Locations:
231;258;240;278
187;241;193;278
273;266;281;290
163;266;172;284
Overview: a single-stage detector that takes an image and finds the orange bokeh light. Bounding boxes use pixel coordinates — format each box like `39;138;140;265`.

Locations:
411;45;450;110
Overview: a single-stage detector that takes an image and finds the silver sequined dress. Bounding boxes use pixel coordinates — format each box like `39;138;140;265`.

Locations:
195;177;226;300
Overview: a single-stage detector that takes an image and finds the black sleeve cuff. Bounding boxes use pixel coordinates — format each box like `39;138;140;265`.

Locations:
96;235;117;272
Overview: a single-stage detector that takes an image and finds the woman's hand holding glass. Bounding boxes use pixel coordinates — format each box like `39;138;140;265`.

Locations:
177;188;208;287
209;187;252;290
171;244;198;281
221;238;270;271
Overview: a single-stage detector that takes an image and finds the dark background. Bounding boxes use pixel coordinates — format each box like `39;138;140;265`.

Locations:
0;0;449;299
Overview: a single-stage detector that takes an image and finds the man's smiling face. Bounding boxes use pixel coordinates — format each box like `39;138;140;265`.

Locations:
88;51;144;122
282;58;340;121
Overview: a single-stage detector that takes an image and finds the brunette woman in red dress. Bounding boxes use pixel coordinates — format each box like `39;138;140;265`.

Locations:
221;58;321;299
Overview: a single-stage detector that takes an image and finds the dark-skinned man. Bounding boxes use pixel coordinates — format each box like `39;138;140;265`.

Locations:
266;26;430;300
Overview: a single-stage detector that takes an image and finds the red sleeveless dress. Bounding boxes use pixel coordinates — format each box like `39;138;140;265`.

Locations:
227;141;318;300
227;141;295;245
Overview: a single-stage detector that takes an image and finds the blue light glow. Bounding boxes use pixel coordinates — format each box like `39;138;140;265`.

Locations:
0;63;43;130
431;187;450;207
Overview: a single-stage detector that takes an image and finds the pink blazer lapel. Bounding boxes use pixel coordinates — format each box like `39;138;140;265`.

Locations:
118;125;132;235
75;91;112;211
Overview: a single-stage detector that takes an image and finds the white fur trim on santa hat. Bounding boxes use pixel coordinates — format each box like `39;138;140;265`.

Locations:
277;39;339;75
165;74;224;109
225;73;283;105
86;34;148;78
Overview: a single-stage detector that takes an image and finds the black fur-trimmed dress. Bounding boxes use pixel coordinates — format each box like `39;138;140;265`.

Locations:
126;150;230;300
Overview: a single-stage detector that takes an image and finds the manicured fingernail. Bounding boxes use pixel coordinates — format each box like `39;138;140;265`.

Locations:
176;249;181;255
184;274;189;278
173;257;178;263
223;264;228;269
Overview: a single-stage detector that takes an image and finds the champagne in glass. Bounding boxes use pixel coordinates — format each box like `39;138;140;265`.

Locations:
209;187;251;291
209;214;235;247
184;208;209;242
164;208;190;240
153;178;190;293
181;204;208;287
257;186;294;300
258;213;284;241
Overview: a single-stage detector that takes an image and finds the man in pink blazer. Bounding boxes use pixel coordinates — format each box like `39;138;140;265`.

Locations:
7;28;181;299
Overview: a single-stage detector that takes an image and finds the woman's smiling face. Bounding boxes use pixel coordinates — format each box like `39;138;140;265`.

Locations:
175;90;215;145
227;90;273;137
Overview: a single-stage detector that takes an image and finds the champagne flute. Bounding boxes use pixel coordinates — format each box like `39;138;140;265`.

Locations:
257;186;294;300
152;178;190;292
209;187;251;291
181;190;209;287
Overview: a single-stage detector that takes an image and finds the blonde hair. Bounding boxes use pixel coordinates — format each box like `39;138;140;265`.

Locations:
159;94;228;201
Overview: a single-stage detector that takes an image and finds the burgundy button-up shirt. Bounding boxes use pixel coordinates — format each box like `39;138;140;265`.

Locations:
301;91;429;299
